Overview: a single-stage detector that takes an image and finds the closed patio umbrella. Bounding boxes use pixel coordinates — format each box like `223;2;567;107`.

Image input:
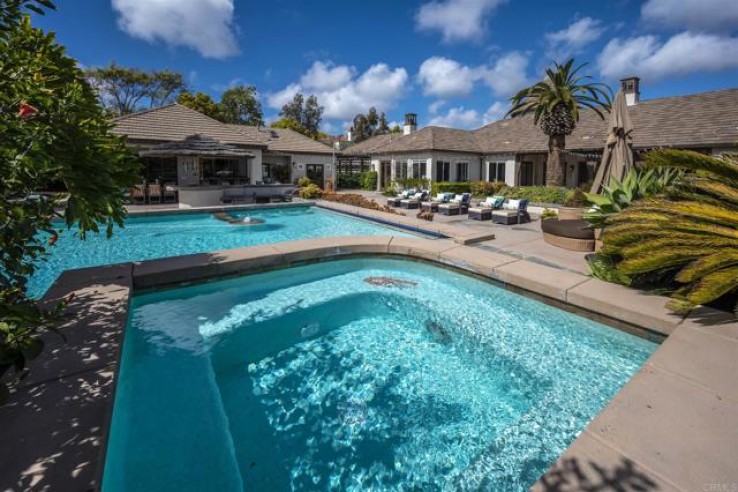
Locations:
590;90;634;194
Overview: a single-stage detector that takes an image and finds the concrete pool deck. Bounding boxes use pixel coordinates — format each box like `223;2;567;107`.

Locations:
1;236;736;490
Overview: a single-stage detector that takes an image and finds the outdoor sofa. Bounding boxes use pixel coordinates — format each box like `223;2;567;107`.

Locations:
491;199;530;225
387;189;416;207
400;190;429;209
468;195;505;221
437;193;472;216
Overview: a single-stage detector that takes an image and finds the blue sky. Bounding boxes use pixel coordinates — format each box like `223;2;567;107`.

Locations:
35;0;738;134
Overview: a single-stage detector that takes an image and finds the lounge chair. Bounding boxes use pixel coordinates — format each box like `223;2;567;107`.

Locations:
163;185;177;203
468;195;505;221
147;183;162;204
130;184;145;204
438;193;471;216
421;192;452;213
400;190;428;209
491;199;530;225
387;188;415;207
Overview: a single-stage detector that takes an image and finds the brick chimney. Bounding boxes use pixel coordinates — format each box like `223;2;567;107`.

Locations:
620;77;640;106
403;113;417;135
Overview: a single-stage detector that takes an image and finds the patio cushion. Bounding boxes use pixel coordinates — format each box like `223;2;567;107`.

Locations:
492;196;505;208
502;199;520;210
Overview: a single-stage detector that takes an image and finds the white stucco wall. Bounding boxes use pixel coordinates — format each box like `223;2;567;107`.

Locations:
289;153;334;185
483;154;516;186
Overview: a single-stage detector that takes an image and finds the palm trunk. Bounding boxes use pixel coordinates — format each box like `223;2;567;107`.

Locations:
546;134;566;187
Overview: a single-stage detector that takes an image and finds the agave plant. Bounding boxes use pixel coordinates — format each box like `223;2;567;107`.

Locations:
583;166;681;229
601;149;738;314
507;59;612;187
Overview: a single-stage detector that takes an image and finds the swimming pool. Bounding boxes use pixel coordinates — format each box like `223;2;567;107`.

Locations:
29;206;411;297
103;258;656;491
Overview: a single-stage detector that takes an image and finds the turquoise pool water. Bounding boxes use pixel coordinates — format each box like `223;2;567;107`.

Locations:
29;206;410;297
104;258;656;491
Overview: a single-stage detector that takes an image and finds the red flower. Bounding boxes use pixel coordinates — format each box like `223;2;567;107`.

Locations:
48;234;58;246
18;102;39;119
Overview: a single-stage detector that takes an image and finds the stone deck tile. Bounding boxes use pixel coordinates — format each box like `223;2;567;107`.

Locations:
438;246;518;278
532;430;682;492
132;252;222;289
387;237;458;261
271;235;392;263
582;363;738;491
0;367;115;492
494;259;590;301
647;321;738;402
566;278;685;336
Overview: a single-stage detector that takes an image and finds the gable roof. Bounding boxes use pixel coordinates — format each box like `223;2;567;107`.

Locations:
343;127;482;155
112;104;266;147
225;125;334;154
348;88;738;157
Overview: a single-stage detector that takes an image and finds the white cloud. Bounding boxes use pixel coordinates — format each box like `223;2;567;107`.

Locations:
415;0;507;43
641;0;738;32
477;52;532;97
300;61;355;91
483;101;507;124
417;52;530;101
266;61;409;120
428;100;447;114
111;0;239;59
266;83;301;110
418;57;476;97
545;17;605;61
428;106;482;128
597;31;738;81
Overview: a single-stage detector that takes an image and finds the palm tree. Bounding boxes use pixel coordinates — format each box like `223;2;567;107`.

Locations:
602;149;738;315
507;59;612;187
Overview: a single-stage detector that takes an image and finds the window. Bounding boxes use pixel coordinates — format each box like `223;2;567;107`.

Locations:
435;161;450;182
140;157;177;183
456;162;469;182
394;160;407;180
520;161;534;186
411;160;426;179
488;162;506;182
201;158;247;185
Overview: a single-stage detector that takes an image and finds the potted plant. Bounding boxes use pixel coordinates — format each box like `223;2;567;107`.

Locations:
558;189;588;220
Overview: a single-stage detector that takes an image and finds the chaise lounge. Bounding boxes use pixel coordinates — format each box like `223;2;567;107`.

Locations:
468;195;505;221
438;193;471;216
491;199;530;225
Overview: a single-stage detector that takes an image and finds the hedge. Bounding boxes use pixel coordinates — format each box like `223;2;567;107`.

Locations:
361;171;378;190
430;181;472;195
337;173;362;189
498;186;568;204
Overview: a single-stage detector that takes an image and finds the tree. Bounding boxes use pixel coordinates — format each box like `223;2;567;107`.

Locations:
220;85;263;125
600;150;738;316
507;59;611;187
176;91;221;120
279;92;324;139
270;117;308;135
351;106;391;143
280;93;304;123
390;124;402;134
86;63;186;115
0;1;140;401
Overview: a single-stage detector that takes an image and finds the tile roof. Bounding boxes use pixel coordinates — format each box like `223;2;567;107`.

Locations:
112;104;266;147
350;88;738;156
225;125;334;154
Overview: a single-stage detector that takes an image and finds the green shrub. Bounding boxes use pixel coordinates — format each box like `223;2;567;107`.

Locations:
299;183;324;199
395;178;430;191
499;186;568;204
297;176;312;188
361;171;378;190
430;181;472;195
470;181;506;196
337;173;361;189
563;188;589;207
540;208;558;221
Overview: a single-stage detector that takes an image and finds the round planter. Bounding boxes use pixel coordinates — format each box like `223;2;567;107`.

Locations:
557;207;585;220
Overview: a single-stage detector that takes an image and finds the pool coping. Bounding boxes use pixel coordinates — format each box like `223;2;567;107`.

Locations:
1;236;736;491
